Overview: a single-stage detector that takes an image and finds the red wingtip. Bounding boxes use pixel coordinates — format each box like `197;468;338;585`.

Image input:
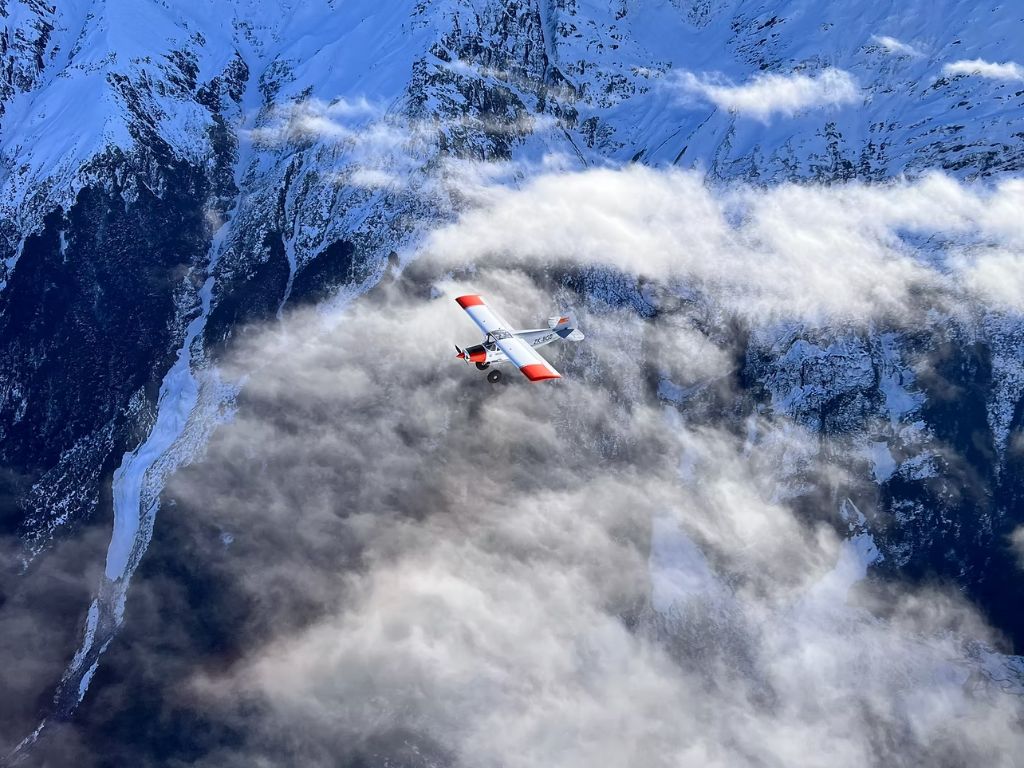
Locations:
520;364;561;382
455;294;485;308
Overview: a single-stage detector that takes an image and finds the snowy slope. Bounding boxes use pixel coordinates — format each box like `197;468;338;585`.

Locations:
542;0;1024;176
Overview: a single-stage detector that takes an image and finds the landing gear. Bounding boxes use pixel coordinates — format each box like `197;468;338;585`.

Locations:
476;362;490;370
487;369;502;384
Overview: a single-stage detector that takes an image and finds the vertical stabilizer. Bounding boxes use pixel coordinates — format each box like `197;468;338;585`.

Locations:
547;311;577;331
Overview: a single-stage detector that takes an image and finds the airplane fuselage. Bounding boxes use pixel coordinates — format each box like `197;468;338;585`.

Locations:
460;328;565;366
453;295;583;382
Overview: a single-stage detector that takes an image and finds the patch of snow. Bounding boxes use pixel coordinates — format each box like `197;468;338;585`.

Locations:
983;315;1024;471
876;332;924;428
868;440;897;484
792;527;882;624
973;648;1024;695
839;497;867;529
56;279;235;711
77;660;99;701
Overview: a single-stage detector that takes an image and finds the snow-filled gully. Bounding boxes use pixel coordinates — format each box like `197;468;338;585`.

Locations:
5;281;218;761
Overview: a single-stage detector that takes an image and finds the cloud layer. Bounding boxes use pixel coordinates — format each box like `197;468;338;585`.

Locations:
111;267;1022;768
419;167;1024;321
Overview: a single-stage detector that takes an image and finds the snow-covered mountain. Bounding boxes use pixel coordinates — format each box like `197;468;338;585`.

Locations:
2;0;1023;764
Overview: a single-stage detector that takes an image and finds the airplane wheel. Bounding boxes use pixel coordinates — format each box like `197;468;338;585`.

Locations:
487;369;502;384
476;362;490;370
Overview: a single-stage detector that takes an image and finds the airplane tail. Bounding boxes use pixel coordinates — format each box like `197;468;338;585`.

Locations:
548;311;584;341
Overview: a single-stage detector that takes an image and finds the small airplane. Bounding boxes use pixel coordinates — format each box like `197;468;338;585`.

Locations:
454;294;584;383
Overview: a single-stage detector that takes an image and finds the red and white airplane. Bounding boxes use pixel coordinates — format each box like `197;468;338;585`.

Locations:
454;294;584;383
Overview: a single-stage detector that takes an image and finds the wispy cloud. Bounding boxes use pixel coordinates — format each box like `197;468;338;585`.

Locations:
347;167;401;190
675;68;859;121
943;58;1024;81
1012;527;1024;570
248;97;384;145
247;96;558;195
871;35;923;57
245;97;440;194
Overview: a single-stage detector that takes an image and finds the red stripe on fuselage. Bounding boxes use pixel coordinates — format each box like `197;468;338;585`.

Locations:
520;363;560;381
456;294;485;308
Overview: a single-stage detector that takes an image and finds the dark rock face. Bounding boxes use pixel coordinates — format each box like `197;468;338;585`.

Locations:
0;160;211;542
0;151;234;758
739;321;1024;652
204;230;291;349
0;0;56;117
898;336;1024;650
290;239;360;307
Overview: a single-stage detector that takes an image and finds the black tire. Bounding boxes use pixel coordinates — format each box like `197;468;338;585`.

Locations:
476;362;490;370
487;369;502;384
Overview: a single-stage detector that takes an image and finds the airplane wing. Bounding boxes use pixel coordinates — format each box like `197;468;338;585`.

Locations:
455;294;515;337
456;295;562;382
494;334;562;381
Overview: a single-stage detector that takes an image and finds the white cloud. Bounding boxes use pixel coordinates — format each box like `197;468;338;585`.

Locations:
954;249;1024;311
943;59;1024;81
871;35;923;57
419;167;1024;321
246;96;559;200
675;68;859;121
